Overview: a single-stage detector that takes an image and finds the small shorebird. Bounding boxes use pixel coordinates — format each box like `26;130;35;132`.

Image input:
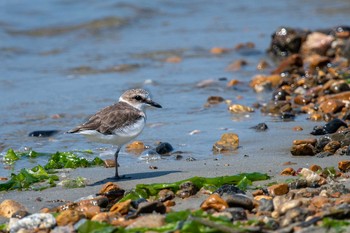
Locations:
67;89;162;179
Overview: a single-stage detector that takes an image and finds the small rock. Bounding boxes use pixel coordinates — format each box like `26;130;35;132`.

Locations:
228;104;254;113
110;199;131;215
250;74;282;92
225;207;247;221
213;133;239;153
319;99;345;114
97;182;124;201
258;198;274;212
206;96;225;105
56;210;83;226
176;181;198;198
280;167;296;176
293;138;317;146
299;168;321;184
104;159;116;168
309;164;322;172
227;79;239;87
323;141;341;154
290;144;316;156
125;141;146;154
158;189;175;202
214;184;245;196
135;201;166;216
126;214;165;229
279;200;302;214
224;194;254;211
28;130;60;137
268;183;289;196
0;200;27;218
310;196;330;209
257;59;270;70
155;142;174;155
250;123;268;132
200;194;228;211
338;160;350;172
9;213;56;233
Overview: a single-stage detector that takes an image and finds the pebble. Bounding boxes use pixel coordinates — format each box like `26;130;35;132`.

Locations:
338;160;350;172
155;142;174;155
28;130;60;137
0;200;27;218
214;184;245;196
126;214;165;229
224;194;254;211
200;194;228;211
9;213;56;233
268;183;289;196
250;122;268;132
212;133;239;153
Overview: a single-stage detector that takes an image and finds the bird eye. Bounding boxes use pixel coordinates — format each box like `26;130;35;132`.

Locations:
134;95;142;101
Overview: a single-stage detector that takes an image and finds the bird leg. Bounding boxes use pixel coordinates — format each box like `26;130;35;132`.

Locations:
113;146;131;179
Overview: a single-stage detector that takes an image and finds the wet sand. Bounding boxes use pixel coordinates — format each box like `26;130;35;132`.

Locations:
1;119;348;220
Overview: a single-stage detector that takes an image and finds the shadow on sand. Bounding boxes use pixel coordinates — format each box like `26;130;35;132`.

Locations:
88;170;181;186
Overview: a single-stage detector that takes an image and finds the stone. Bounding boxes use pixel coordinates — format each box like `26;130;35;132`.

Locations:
206;96;225;105
0;200;27;218
210;47;230;54
227;79;239;87
279;200;302;214
290;144;316;156
214;184;245;196
225;207;247;221
250;123;268;132
155;142;174;155
258;198;274;212
212;133;239;153
268;183;289;196
109;199;131;215
310;196;330;209
135;201;166;216
293;138;317;146
97;182;124;202
280;167;296;176
319;99;345;114
309;164;322;172
56;210;83;226
125;141;146;154
338;160;350;172
9;213;56;233
323;141;341;154
158;189;175;202
224;194;254;211
200;194;228;211
164;56;182;63
126;214;165;229
250;74;282;92
228;104;254;113
104;159;116;168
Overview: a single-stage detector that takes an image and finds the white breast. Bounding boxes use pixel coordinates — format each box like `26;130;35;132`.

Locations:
76;118;146;146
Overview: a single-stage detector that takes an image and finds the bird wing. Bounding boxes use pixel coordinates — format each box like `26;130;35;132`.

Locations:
68;102;143;135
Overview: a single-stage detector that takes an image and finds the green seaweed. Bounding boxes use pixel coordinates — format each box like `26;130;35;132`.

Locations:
322;217;350;233
44;151;104;169
61;176;87;189
120;172;269;202
0;149;104;191
0;165;58;191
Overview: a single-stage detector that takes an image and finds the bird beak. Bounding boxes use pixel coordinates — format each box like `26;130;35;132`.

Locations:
145;99;162;108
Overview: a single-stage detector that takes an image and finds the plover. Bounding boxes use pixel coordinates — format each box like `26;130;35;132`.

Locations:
67;89;162;179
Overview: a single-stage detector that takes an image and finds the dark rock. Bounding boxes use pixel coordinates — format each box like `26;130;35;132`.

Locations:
135;201;166;216
289;179;308;189
250;123;268;132
258;198;274;212
131;198;147;209
176;181;198;198
224;193;254;211
272;89;288;101
28;130;60;137
311;118;347;135
155;142;174;155
268;27;309;57
315;136;331;152
224;207;247;221
280;112;295;121
214;184;245;196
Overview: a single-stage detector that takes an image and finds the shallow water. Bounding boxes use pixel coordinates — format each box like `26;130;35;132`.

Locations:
1;0;349;177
